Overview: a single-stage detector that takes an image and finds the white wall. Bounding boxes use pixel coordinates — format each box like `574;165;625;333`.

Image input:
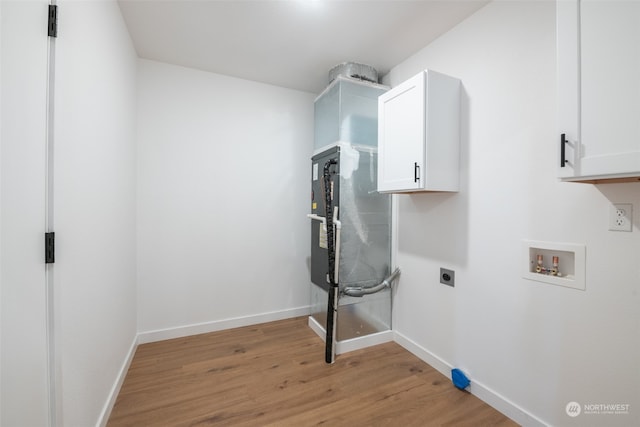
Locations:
136;59;314;337
54;1;137;425
385;2;640;426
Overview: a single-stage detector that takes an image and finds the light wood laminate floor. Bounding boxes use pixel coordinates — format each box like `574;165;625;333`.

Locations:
108;317;518;426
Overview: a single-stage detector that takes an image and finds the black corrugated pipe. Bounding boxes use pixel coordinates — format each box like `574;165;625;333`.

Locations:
323;158;338;364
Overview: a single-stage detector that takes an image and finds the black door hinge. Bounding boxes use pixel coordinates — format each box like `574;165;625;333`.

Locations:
45;232;55;264
48;5;58;38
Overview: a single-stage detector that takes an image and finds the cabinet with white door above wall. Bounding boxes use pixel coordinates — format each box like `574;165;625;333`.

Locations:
557;0;640;183
377;70;461;193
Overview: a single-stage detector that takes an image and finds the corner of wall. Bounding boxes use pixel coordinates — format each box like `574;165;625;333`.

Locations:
96;335;138;427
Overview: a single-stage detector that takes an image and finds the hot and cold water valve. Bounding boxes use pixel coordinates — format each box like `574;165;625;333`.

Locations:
533;254;562;276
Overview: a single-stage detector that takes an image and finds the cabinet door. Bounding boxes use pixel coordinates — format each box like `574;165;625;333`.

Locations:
558;0;640;180
378;73;424;192
580;0;640;177
556;0;580;178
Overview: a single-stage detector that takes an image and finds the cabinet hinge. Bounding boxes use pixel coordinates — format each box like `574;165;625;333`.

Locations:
48;5;58;38
45;232;55;264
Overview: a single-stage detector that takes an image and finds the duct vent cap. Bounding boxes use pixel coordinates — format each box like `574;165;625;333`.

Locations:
328;62;378;84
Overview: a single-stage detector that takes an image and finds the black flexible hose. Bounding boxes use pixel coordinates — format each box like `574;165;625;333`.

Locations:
323;158;338;364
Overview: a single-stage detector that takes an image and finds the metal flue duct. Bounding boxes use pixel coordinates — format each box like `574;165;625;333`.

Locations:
328;62;378;84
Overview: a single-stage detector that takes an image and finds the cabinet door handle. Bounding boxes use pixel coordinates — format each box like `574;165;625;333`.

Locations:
414;162;420;182
560;133;568;167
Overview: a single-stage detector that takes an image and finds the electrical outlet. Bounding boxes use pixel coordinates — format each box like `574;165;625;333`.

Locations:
440;268;455;287
609;203;633;232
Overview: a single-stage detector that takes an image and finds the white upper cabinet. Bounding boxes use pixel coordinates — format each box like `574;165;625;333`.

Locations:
557;0;640;182
377;70;460;193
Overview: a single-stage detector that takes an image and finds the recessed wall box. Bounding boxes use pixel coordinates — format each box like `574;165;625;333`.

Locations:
522;240;586;290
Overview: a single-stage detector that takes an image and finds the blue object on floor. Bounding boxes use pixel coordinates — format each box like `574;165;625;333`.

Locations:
451;368;470;390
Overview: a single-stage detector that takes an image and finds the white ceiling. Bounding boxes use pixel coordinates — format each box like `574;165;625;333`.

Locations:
118;0;489;94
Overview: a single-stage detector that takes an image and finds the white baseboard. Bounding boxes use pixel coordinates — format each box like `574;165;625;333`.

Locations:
392;331;452;374
393;331;547;427
137;306;311;344
96;335;138;427
307;316;393;355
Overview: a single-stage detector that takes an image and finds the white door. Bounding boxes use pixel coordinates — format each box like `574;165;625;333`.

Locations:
1;1;52;426
378;73;425;192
